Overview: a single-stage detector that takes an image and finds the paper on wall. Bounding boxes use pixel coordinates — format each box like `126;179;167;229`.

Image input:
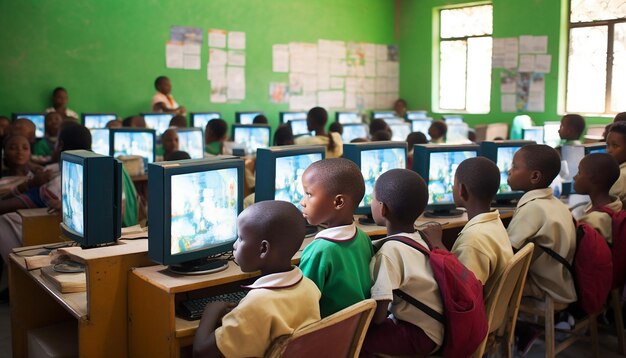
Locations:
527;92;545;112
166;42;184;69
365;61;376;77
269;82;289;103
318;39;346;59
492;38;506;68
330;77;344;89
211;78;227;103
228;50;246;66
388;78;399;93
317;74;330;91
227;66;245;101
375;78;386;93
504;38;519;69
363;93;376;109
518;55;535;72
519;35;547;54
388;62;399;78
345;92;357;109
363;78;376;93
534;54;551;73
501;94;516;112
500;71;516;93
228;31;246;50
376;61;388;77
329;58;347;76
207;64;226;81
208;29;227;48
376;44;388;61
345;77;358;93
302;74;318;93
318;90;344;108
209;48;228;65
289;73;304;96
364;43;376;60
289;93;317;111
183;54;201;70
289;42;317;74
272;44;289;72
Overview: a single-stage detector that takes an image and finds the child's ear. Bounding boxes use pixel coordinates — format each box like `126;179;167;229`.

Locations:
529;170;543;185
380;201;390;219
259;239;269;259
333;194;346;210
459;183;469;201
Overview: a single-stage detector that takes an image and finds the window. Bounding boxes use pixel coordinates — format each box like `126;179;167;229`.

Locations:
566;0;626;114
438;4;493;113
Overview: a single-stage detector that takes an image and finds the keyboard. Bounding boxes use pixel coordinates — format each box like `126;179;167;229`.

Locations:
177;291;247;320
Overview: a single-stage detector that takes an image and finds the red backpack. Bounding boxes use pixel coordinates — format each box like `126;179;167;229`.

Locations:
538;221;613;315
594;206;626;289
384;236;488;358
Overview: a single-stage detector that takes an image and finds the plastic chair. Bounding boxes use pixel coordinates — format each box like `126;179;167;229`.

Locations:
473;243;534;358
265;299;376;358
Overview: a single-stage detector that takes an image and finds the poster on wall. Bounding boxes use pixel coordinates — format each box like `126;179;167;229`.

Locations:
166;26;203;70
207;29;247;103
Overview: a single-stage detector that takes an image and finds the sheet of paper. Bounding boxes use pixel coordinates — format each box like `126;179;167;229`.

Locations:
183;43;201;55
269;82;289;103
166;42;184;69
289;93;317;111
364;43;376;60
272;44;289;72
207;64;226;81
504;38;519;69
500;71;516;93
289;73;304;95
365;61;376;77
289;42;317;74
519;35;534;54
228;50;246;66
518;55;535;72
363;78;376;93
301;74;318;93
318;39;346;59
375;77;386;93
527;35;548;54
534;54;551;73
501;94;516;112
209;48;227;65
376;61;389;77
388;62;399;78
345;92;357;110
527;92;545;112
363;93;376;109
330;58;347;76
376;44;388;61
330;77;344;89
375;94;389;109
208;29;227;48
492;38;507;68
317;74;330;90
227;66;245;101
318;90;344;109
388;78;399;93
183;54;201;70
211;78;227;103
345;77;358;93
228;31;246;50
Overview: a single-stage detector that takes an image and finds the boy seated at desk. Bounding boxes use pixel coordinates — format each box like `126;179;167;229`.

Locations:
192;201;321;358
607;122;626;207
32;112;64;158
558;114;585;146
205;119;228;156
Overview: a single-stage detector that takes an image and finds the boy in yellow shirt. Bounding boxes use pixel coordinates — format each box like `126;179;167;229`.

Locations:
607;122;626;207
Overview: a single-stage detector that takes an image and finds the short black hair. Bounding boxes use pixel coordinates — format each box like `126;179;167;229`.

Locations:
369;119;390;136
58;122;91;151
518;144;561;186
371;130;392;141
406;132;428;151
430;120;447;136
165;150;191;161
154;76;168;89
614;112;626;122
329;121;343;135
307;107;328;128
253;114;268;124
169;115;187;128
562;114;586;138
52;87;67;95
273;124;294;146
306;158;365;210
206;118;228;140
581;153;620;191
395;98;407;107
609;121;626;139
375;169;428;223
122;116;134;127
456;157;500;202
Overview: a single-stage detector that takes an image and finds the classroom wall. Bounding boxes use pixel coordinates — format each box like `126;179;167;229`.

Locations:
0;0;395;127
398;0;612;128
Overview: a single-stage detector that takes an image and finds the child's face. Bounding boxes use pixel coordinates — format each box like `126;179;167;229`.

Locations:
5;136;31;167
162;131;179;154
558;118;575;140
300;168;337;226
573;159;592;194
131;116;146;128
607;132;626;164
53;90;68;108
428;125;441;139
45;113;63;137
507;150;533;191
233;217;263;273
158;79;172;95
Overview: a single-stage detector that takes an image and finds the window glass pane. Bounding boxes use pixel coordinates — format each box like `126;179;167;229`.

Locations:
566;26;608;113
440;40;467;110
612;22;626;112
466;37;492;113
570;0;626;23
441;5;493;39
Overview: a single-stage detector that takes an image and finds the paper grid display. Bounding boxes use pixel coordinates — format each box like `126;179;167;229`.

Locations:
207;29;246;103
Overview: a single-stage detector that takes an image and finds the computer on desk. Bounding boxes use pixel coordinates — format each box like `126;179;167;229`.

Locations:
522;126;544;144
371;110;396;120
341;123;369;143
231;124;271;155
235;111;263;125
176;128;204;159
148;157;244;274
142;113;174;137
543;121;561;148
335;111;362;124
280;111;307;123
109;128;156;171
90;128;110;156
82;113;117;129
12;113;45;138
389;122;411;141
412;144;479;217
344;141;408;224
406;110;428;120
410;119;432;140
190;112;221;130
288;119;311;137
561;142;607;195
584;124;606;142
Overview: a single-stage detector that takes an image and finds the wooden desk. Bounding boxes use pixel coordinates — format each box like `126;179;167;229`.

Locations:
9;239;152;358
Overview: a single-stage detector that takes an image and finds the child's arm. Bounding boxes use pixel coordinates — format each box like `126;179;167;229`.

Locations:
371;300;392;325
193;302;235;358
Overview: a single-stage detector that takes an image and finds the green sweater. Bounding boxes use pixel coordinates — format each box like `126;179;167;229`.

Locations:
32;138;53;156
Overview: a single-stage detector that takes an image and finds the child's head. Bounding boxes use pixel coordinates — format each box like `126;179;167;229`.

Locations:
106;119;122;128
234;200;305;273
394;99;407;116
369;118;390;136
300;158;365;226
122;116;146;128
161;129;179;156
329;121;343;135
0;116;11;138
453;157;500;208
406;131;428;152
252;114;268;125
614;112;626;123
154;76;171;95
607;121;626;164
372;169;428;227
3;135;31;170
350;137;370;143
169;115;187;128
11;118;36;145
306;107;328;132
52;87;68;108
573;153;620;196
273;124;294;146
507;144;561;192
44;112;63;138
164;150;191;161
371;130;392;141
205;119;228;143
428;120;447;141
558;114;586;141
52;122;92;163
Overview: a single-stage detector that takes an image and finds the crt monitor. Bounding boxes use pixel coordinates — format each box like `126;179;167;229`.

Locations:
561;142;607;183
523;126;544;144
443;115;464;124
142;113;174;137
60;150;122;248
288;119;311;136
110;128;156;165
341;124;369;143
410;119;432;140
236;111;263;125
12;113;45;138
335;111;362;124
406;111;429;120
90;128;110;156
543;121;561;148
280;111;307;123
191;112;221;129
148;157;244;274
176;128;204;159
371;110;396;120
82;113;117;129
389;123;411;141
343;141;408;219
412;144;479;217
232;124;271;155
383;117;406;125
480;140;535;203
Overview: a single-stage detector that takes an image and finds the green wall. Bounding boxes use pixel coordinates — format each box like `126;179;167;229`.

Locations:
398;0;612;128
0;0;395;127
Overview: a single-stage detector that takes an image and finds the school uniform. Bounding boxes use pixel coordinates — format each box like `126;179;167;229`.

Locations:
609;162;626;207
215;267;321;357
45;107;78;119
507;188;577;303
430;137;445;144
32;138;54;156
294;133;343;158
299;223;373;317
451;209;513;300
151;92;180;111
579;198;623;244
362;231;443;356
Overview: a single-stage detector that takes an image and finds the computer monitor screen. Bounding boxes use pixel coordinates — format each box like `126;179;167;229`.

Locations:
232;125;271;155
389;123;411;141
177;128;204;159
383;117;406;125
13;113;45;138
288;119;311;136
371;111;396;119
410;119;432;140
90;128;110;156
523;127;544;144
62;160;84;236
336;112;362;124
543;121;561;148
111;129;155;163
495;146;521;195
562;143;607;182
479;140;533;201
191;112;221;130
275;153;324;208
236;112;262;125
446;123;471;144
143;113;174;137
280;111;307;123
443;115;464;124
406;111;428;120
82;113;117;129
341;124;369;143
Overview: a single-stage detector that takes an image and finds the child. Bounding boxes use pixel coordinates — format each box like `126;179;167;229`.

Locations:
329;121;343;135
205;119;228;155
371;130;391;142
0;116;11;139
558;114;585;145
11;118;36;147
450;157;513;300
32;112;63;156
152;76;186;115
273;124;294;146
106;119;122;128
614;112;626;122
169;115;187;128
607;122;626;206
165;151;191;161
574;153;622;242
45;87;78;119
122;116;146;128
428;120;447;144
506;144;577;304
252;114;268;124
299;158;373;317
295;107;343;158
361;169;443;356
192;201;321;357
394;98;407;118
161;129;179;160
369;118;391;137
2;135;35;177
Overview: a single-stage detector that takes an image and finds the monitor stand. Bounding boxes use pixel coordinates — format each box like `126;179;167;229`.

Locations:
169;257;229;275
358;215;377;225
424;209;464;218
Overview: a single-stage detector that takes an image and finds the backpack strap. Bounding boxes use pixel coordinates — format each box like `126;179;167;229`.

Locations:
537;245;574;275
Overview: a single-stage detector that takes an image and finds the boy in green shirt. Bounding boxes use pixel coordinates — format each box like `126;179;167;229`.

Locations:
33;112;63;156
205;118;228;155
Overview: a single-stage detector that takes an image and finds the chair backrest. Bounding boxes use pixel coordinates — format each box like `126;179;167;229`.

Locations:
265;299;376;358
